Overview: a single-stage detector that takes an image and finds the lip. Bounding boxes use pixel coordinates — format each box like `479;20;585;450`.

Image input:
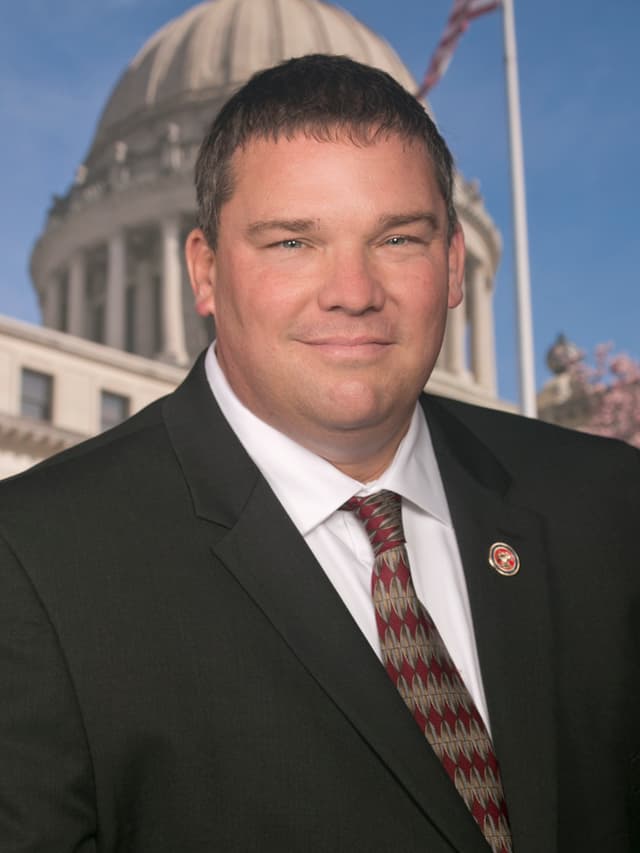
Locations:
298;338;392;359
301;336;391;347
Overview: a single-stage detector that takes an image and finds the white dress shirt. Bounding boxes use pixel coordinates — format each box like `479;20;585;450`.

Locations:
204;345;491;729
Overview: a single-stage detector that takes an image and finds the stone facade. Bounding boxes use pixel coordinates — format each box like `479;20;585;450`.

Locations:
0;315;184;478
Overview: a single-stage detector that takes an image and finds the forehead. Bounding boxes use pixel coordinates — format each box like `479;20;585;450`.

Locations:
227;130;438;198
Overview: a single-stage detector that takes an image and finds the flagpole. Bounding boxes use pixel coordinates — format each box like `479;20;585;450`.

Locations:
501;0;537;416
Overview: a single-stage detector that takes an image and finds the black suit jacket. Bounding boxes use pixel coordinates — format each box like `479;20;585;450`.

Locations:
1;353;639;852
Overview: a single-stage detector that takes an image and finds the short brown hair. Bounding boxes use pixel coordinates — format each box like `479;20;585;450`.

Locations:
195;54;458;247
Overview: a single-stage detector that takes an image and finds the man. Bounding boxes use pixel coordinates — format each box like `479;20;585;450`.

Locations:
0;55;638;853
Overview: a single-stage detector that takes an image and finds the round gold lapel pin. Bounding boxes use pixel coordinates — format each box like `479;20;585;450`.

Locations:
488;542;520;576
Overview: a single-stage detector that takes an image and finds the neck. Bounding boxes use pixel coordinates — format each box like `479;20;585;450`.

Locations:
307;416;414;483
262;404;416;484
323;441;403;483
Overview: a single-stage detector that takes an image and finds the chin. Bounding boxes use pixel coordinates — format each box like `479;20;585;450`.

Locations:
324;376;383;404
315;402;391;435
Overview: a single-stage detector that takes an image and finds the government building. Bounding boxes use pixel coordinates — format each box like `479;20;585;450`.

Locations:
0;0;510;478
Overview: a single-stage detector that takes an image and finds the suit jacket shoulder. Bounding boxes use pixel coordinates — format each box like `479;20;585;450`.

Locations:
423;391;640;498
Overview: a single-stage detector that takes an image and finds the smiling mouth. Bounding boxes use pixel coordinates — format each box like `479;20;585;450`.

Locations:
299;338;392;358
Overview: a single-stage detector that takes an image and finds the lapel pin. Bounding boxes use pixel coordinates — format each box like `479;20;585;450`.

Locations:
488;542;520;577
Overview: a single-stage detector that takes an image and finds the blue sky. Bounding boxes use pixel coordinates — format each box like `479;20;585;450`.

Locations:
1;0;638;404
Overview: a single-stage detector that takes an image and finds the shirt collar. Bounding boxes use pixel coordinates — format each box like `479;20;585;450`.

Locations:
204;344;451;534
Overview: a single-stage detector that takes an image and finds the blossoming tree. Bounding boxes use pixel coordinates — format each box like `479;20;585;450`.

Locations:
570;343;640;449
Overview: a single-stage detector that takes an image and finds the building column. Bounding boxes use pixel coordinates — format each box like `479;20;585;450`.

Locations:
105;230;126;349
68;251;86;337
469;262;497;394
133;260;152;357
42;273;60;328
161;215;188;365
445;303;467;378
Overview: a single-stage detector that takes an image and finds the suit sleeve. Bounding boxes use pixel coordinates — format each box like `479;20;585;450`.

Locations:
0;534;97;851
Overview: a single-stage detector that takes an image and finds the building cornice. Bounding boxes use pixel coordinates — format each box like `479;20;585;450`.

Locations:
0;410;85;459
30;171;197;288
0;315;187;384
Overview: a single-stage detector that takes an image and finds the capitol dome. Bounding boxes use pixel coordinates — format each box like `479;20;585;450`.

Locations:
91;0;416;160
31;0;502;407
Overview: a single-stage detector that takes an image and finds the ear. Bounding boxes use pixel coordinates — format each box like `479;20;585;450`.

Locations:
447;224;465;309
185;228;216;317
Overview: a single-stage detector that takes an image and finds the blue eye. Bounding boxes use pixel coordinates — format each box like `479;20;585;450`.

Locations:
280;239;303;249
386;236;408;246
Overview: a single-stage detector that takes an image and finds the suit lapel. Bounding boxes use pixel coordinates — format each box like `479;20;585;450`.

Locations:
164;358;490;852
213;476;491;852
425;397;558;853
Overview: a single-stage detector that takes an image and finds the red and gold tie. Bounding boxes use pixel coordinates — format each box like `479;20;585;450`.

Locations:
343;490;512;853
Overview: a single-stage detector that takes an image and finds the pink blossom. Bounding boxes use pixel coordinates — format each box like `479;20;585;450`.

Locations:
569;344;640;449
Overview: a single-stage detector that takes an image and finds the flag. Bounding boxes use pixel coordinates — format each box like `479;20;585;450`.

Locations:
416;0;501;98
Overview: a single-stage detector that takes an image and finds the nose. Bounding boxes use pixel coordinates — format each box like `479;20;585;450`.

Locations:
317;249;385;315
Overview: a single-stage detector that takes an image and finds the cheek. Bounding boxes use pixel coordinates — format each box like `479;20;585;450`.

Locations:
212;258;259;330
401;276;449;329
215;283;299;350
402;302;449;367
244;282;314;335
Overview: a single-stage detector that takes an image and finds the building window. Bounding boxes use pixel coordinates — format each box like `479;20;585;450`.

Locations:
21;368;53;422
100;390;129;432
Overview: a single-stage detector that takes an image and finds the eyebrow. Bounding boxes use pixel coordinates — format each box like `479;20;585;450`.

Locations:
377;212;440;231
245;218;319;237
244;212;441;239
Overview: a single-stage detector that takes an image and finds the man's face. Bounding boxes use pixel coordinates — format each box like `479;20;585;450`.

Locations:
188;131;464;471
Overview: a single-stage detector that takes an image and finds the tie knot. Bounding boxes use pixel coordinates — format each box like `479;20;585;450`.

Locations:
341;490;405;556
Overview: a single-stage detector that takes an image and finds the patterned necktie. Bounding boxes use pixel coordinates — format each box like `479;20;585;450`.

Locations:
342;490;512;853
